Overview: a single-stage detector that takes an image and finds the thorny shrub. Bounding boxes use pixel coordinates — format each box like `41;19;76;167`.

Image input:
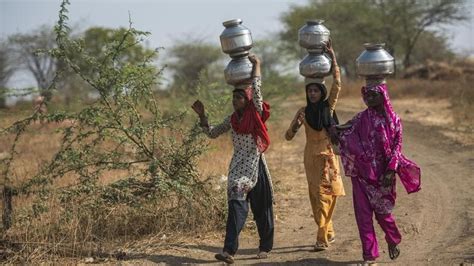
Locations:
0;0;225;261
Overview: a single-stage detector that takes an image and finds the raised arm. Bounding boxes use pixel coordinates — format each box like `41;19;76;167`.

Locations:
191;100;231;139
285;107;305;141
248;54;263;113
325;39;341;114
203;116;231;139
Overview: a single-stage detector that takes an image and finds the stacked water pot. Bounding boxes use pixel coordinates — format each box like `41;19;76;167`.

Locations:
220;19;254;86
356;43;395;86
298;20;332;83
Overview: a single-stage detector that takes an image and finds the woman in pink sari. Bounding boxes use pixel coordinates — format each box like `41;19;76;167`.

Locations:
336;84;421;263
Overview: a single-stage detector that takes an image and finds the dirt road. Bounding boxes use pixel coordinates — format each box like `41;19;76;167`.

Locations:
126;97;474;265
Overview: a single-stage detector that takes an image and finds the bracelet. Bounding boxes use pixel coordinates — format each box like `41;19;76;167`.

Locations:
292;125;300;133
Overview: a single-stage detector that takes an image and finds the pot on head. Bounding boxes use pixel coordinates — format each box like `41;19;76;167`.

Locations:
298;20;330;50
220;19;253;58
224;57;254;86
356;43;394;77
299;52;332;78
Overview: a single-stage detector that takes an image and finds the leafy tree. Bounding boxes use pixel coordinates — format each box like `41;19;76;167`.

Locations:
8;25;158;104
410;31;455;64
375;0;467;67
79;26;158;74
8;26;57;96
0;41;15;108
251;38;299;102
58;26;159;103
167;39;223;95
253;38;295;76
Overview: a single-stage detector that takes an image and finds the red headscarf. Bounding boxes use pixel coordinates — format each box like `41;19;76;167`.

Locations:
230;87;271;153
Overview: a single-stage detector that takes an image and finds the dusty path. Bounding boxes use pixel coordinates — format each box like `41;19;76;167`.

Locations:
126;97;474;265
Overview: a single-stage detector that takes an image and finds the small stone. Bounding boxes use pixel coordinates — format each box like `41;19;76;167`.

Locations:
0;152;10;160
220;175;227;183
115;250;127;260
84;257;94;263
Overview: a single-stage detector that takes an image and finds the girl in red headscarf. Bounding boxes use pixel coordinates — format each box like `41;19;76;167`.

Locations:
192;54;274;264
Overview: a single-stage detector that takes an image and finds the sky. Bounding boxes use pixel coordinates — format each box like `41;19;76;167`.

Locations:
1;0;473;89
1;0;309;50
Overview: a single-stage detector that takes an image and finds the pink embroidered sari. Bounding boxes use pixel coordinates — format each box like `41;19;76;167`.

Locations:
339;84;421;214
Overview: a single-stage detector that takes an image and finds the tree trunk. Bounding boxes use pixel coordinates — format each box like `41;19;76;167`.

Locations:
387;47;398;78
2;186;13;230
0;97;6;109
403;52;412;69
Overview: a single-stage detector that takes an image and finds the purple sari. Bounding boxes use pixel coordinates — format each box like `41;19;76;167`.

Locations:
339;84;421;214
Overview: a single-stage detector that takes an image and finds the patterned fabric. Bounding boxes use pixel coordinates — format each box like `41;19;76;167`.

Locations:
202;77;274;201
223;157;274;255
230;85;270;153
351;176;402;261
302;119;346;196
339;84;421;214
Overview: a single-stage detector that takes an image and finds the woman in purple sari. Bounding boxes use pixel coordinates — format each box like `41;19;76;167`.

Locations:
336;83;421;263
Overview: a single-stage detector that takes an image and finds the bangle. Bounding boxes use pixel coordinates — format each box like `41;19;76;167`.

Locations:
292;125;299;133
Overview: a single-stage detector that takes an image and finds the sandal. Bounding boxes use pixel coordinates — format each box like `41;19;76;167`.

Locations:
328;236;336;244
215;251;234;264
314;242;328;251
388;243;400;260
363;260;377;265
256;251;269;259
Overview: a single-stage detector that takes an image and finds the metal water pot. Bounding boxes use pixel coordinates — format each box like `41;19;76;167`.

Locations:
298;20;330;50
220;19;253;58
299;53;332;78
224;57;254;85
356;43;395;77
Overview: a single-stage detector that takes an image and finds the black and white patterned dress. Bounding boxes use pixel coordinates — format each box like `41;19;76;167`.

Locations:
202;77;274;201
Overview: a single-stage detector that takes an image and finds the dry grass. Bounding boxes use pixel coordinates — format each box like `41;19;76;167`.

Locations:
0;112;227;262
340;76;473;127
